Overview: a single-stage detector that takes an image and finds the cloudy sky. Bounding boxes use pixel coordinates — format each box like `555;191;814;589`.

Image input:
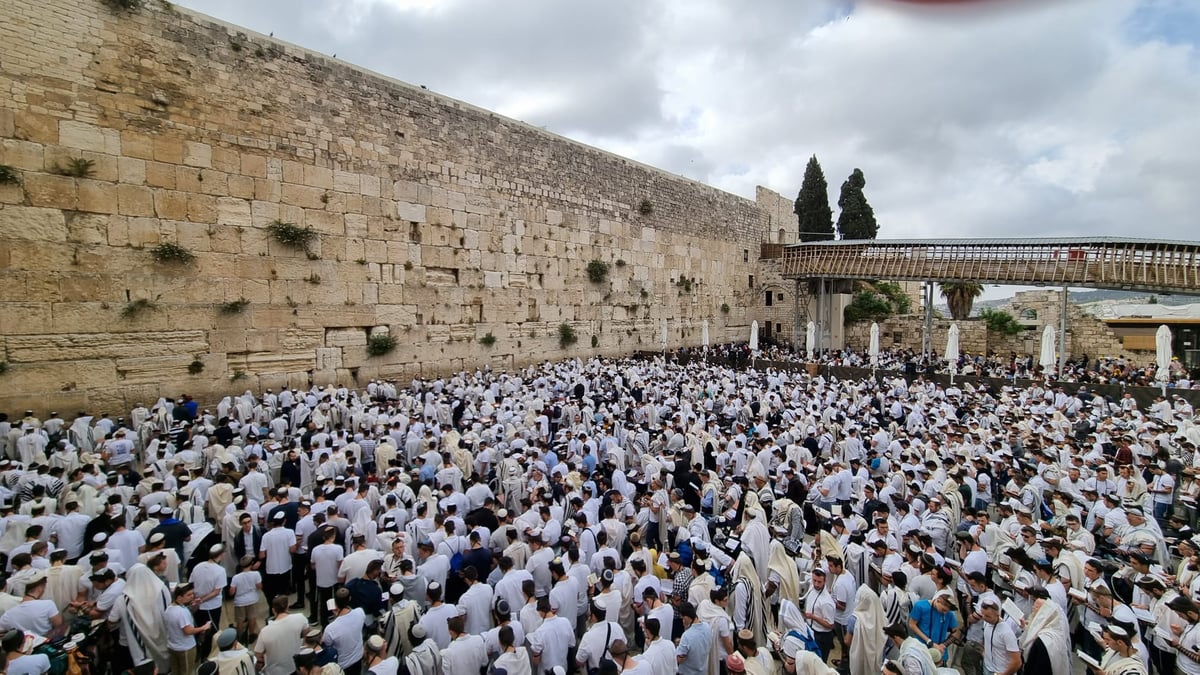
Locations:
177;0;1198;298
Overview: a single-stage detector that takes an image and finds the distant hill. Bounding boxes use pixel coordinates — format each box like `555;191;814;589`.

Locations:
940;289;1195;315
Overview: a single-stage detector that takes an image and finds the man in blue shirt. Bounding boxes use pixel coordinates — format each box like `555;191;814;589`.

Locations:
676;601;713;675
908;593;959;663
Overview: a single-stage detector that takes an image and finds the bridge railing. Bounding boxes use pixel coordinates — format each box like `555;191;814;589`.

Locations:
780;239;1200;294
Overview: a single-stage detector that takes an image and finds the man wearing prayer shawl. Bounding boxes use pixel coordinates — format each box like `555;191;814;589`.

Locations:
728;552;769;649
847;586;886;675
739;513;771;587
116;563;171;673
1019;596;1072;675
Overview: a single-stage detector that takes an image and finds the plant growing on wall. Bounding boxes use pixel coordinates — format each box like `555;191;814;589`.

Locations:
187;359;204;375
54;158;96;179
638;198;653;216
586;260;610;284
219;298;250;314
979;308;1024;336
102;0;144;10
480;333;497;347
267;220;318;253
0;362;8;376
721;302;730;314
120;298;157;319
149;242;196;264
591;335;599;348
558;323;577;348
367;334;398;357
0;165;21;185
675;277;694;293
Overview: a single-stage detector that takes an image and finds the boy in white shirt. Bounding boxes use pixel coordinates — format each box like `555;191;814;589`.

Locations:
229;556;263;642
166;583;211;675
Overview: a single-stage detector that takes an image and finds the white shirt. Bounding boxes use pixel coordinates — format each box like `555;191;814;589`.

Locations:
458;581;494;635
312;543;344;588
261;527;295;574
254;612;308;675
325;608;366;669
190;560;227;611
528;615;575;675
441;634;487;675
576;621;622;670
983;619;1019;674
419;603;460;649
165;603;196;651
230;570;261;606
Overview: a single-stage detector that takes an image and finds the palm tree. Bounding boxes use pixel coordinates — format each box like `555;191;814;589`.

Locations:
939;282;984;320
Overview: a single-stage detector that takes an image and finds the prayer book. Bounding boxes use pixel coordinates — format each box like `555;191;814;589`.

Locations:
1002;598;1024;622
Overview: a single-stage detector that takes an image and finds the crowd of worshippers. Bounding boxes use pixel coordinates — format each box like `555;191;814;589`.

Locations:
690;341;1200;389
0;354;1200;675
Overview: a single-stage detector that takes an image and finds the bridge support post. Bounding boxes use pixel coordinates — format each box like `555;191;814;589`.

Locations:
816;278;826;356
793;279;803;353
923;282;933;361
1059;286;1068;379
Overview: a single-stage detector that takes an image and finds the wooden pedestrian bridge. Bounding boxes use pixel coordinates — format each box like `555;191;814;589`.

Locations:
772;237;1200;295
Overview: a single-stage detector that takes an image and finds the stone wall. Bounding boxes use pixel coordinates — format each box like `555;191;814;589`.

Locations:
0;0;773;412
757;187;796;245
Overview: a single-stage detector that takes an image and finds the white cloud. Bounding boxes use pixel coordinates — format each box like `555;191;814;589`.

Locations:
176;0;1200;242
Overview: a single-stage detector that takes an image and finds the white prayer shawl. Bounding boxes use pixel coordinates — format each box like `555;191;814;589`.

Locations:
767;541;800;609
848;586;885;675
1019;599;1072;675
207;482;235;524
120;564;171;672
138;548;181;584
729;552;768;647
212;648;257;675
741;517;771;581
68;416;94;453
46;564;84;612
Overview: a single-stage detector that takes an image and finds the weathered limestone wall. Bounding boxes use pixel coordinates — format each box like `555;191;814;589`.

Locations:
0;0;770;412
757;187;796;245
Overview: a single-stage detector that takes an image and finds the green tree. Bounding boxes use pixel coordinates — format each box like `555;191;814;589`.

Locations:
794;155;834;242
939;282;984;320
836;168;877;240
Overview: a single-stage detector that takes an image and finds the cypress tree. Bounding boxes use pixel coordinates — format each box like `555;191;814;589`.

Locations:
836;168;878;240
794;155;834;242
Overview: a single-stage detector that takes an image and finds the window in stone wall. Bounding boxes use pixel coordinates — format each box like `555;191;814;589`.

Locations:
765;291;773;307
749;275;755;289
744;249;749;262
777;291;785;304
776;323;782;334
1020;309;1037;320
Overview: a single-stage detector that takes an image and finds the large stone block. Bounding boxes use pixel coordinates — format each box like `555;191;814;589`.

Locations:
0;206;68;242
23;174;77;210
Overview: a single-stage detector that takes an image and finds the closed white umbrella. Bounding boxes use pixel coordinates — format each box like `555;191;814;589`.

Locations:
660;318;669;352
1040;325;1057;377
1156;324;1172;393
702;320;710;349
869;322;880;370
805;321;816;359
946;323;960;382
750;320;759;353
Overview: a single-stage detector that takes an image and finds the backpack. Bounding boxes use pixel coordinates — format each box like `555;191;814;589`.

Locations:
448;539;465;573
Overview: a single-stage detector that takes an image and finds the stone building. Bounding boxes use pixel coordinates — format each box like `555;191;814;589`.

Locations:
0;0;824;412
